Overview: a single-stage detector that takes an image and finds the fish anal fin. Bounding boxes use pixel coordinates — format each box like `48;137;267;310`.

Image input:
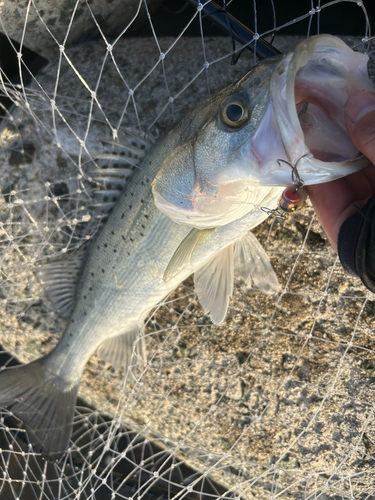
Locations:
97;327;143;371
35;249;86;318
194;245;234;325
233;231;280;292
164;228;214;282
0;360;79;461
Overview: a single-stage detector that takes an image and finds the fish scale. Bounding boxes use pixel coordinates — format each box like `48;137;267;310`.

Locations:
0;35;372;461
53;143;192;378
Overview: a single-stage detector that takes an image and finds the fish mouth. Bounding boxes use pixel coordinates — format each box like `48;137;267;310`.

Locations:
258;34;372;185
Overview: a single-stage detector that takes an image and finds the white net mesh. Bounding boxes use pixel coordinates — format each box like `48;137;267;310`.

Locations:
0;1;375;499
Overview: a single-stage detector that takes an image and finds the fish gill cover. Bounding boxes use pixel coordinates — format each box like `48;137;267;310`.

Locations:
0;1;375;499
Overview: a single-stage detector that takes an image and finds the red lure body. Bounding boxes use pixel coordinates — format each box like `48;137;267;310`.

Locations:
278;186;307;212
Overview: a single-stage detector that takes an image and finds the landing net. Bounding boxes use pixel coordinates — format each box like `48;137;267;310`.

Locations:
0;1;374;499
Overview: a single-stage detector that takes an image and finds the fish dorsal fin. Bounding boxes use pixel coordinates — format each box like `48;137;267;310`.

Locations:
233;231;280;292
88;131;153;220
194;245;234;325
35;249;86;318
164;228;214;282
96;326;144;371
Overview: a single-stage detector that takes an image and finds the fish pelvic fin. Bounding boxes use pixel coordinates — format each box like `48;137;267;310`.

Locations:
233;231;280;292
0;360;80;462
194;245;234;326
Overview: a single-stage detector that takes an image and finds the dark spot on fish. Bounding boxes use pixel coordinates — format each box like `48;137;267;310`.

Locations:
130;238;133;242
144;214;149;219
141;224;145;229
84;311;87;316
103;196;109;202
70;333;73;337
132;141;137;147
131;192;133;196
121;213;125;219
111;231;115;235
71;319;74;323
89;287;93;291
129;205;132;210
127;252;130;256
140;233;144;237
91;272;94;277
104;243;108;248
102;269;105;273
141;199;144;204
146;178;149;183
141;181;144;186
97;245;100;249
121;235;125;241
113;249;117;253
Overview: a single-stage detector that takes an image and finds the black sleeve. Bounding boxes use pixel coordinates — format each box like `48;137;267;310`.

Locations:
337;195;375;293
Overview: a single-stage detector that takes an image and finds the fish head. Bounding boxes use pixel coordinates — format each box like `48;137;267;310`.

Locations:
152;56;281;228
152;35;373;228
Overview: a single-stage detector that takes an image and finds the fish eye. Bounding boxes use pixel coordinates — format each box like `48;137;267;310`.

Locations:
220;98;249;129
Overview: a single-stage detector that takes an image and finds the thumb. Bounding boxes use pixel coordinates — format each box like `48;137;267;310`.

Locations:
345;90;375;163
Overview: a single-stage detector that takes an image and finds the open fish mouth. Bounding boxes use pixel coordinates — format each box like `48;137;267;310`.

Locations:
153;35;372;228
258;34;372;185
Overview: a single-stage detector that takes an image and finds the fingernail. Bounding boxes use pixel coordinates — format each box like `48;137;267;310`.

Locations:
345;90;375;124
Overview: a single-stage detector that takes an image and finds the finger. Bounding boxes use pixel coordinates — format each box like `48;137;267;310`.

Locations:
306;165;375;252
345;90;375;162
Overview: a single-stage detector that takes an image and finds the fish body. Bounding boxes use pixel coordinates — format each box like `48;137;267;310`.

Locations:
0;35;372;461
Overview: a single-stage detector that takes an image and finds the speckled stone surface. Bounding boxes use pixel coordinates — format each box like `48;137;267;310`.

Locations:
0;0;159;60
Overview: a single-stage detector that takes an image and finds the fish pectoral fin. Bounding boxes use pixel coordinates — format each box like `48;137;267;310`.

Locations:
233;231;280;292
164;228;214;282
96;326;144;371
0;360;79;461
35;249;86;318
194;245;234;326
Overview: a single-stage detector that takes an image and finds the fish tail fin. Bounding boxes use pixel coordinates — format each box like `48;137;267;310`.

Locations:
0;359;79;461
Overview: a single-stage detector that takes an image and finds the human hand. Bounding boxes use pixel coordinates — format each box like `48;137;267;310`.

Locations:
306;90;375;252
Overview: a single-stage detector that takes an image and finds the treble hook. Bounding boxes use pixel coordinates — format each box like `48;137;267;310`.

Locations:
277;152;311;192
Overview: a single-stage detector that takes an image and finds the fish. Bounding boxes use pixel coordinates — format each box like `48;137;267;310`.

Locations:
0;34;372;462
